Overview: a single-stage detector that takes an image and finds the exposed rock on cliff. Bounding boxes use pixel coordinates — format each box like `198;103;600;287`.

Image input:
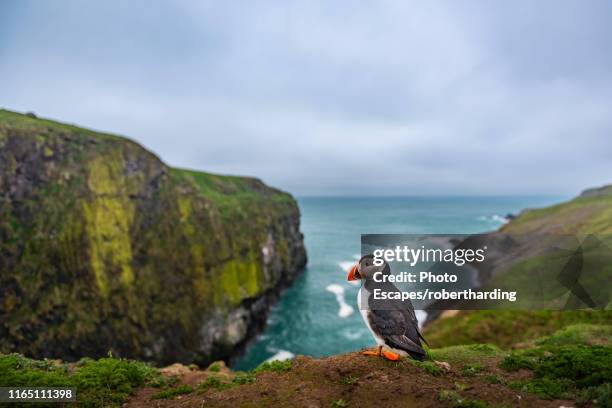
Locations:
0;109;307;366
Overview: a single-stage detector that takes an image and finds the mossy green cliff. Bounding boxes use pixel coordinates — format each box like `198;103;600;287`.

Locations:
0;109;307;366
424;185;612;316
484;185;612;310
423;185;611;366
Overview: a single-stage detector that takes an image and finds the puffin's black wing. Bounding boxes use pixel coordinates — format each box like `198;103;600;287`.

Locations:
366;284;427;360
367;306;427;360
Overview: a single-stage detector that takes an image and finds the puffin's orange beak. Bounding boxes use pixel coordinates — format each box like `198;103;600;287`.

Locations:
347;263;359;281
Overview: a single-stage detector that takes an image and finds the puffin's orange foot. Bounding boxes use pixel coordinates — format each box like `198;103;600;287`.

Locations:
382;351;401;361
362;349;381;356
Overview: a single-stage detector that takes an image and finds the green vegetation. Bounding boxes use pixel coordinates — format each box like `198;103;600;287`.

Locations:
502;186;612;236
425;310;612;349
253;359;293;373
461;363;484;377
453;381;470;391
438;390;491;408
424;323;612;405
506;344;612;385
171;167;294;210
483;374;505;385
439;390;461;402
0;354;159;407
191;360;292;395
151;384;194;400
196;374;237;392
342;375;359;385
331;399;348;408
1;323;610;406
232;371;256;385
0;109;125;143
198;375;225;390
430;344;503;364
407;344;501;378
149;374;179;388
536;323;612;347
458;185;612;313
453;400;490;408
499;325;612;401
577;383;612;408
407;359;443;376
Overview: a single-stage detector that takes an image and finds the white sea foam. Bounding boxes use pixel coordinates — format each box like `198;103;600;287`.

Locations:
478;214;509;224
492;214;509;224
265;350;295;362
326;284;354;318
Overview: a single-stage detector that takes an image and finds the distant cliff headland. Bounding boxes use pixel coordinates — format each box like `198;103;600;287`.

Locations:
423;184;612;350
0;109;307;366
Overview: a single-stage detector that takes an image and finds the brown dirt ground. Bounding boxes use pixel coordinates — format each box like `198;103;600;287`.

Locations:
125;351;574;408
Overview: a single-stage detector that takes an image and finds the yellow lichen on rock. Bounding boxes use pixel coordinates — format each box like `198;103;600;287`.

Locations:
215;253;264;306
83;153;135;294
178;197;205;264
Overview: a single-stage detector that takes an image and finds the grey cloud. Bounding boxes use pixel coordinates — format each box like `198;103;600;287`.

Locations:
1;0;611;196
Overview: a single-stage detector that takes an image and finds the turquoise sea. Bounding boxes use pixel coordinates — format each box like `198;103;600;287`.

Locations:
233;196;564;370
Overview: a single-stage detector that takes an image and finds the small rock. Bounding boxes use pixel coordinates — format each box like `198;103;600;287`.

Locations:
434;361;451;371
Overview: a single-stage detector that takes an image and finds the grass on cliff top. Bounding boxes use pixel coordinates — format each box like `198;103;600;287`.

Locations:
499;325;612;403
0;109;126;143
170;167;294;215
424;310;612;349
187;323;610;407
31;356;291;403
172;168;292;200
424;320;612;404
0;353;160;407
430;343;503;365
501;186;612;236
0;110;280;201
149;359;291;400
2;324;610;407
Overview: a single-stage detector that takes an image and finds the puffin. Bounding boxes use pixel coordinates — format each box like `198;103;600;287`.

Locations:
347;254;428;361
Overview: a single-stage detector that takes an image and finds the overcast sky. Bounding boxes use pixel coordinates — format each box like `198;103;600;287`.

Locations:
1;1;611;196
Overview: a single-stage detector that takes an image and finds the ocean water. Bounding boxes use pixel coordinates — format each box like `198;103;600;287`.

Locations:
233;196;564;370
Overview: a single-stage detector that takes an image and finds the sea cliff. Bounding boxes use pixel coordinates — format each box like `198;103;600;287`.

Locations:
0;109;307;366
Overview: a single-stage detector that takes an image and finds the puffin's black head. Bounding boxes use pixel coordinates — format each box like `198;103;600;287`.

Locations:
347;254;390;282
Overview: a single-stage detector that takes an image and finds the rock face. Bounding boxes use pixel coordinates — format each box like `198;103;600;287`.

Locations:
0;109;307;366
